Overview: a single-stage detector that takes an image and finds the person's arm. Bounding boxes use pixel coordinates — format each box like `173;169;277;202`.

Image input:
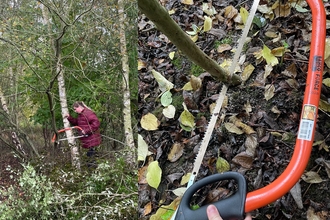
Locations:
66;115;78;125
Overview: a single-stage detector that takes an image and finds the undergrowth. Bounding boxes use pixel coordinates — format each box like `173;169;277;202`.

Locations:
0;156;137;219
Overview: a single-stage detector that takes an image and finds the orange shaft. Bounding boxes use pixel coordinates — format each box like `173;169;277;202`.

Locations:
245;0;326;212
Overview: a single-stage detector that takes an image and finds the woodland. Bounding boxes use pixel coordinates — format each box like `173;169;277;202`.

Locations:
0;0;138;219
138;0;330;219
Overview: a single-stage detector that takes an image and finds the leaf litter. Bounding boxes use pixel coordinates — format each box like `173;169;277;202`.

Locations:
138;0;330;219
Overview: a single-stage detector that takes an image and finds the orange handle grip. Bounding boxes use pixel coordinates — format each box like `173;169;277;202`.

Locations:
51;126;83;143
245;0;326;212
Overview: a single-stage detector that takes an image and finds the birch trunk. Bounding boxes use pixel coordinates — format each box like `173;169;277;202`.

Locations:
0;88;28;159
41;3;80;169
118;0;136;168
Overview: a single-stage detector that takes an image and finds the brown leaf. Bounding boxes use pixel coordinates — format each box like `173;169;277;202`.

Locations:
204;188;230;204
144;202;152;216
168;142;184;162
138;165;148;184
232;151;254;169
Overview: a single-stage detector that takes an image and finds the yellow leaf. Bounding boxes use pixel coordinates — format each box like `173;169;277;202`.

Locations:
272;46;286;57
190;35;198;42
264;64;273;79
224;122;244;135
182;82;193;91
264;84;275;100
235;121;256;134
240;7;249;24
262;45;279;66
302;171;323;184
138;59;146;70
319;99;330;112
146;161;162;189
181;0;193;5
180;173;191;185
138;134;149;162
169;51;175;60
241;64;255;82
141;113;159;131
203;16;212;32
322;78;330;87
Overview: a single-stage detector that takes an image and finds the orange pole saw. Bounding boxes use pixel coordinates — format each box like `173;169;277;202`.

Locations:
175;0;326;219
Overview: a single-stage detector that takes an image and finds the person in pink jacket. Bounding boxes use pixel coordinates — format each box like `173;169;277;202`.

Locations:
65;101;101;168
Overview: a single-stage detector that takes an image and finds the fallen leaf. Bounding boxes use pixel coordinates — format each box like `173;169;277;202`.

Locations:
181;0;193;5
217;43;232;53
204;188;230;204
144;202;152;216
262;45;279;66
163;105;176;119
190;75;202;91
241;64;255;82
232;151;254;169
224;122;244;135
319;99;330;112
138;165;148;184
264;84;275;100
301;171;323;184
146;161;162;189
224;5;238;19
150;197;181;220
322;78;330;87
138;134;149;162
180;103;195;129
151;69;174;92
245;134;258;156
202;3;216;16
180;173;191;185
216;157;230;173
168;142;184;162
161;90;173;107
203;16;212;32
138;59;147;70
240;7;249;24
306;206;323;220
169;51;175;60
141;113;160;131
182;81;193;91
289;182;303;209
172;187;187;197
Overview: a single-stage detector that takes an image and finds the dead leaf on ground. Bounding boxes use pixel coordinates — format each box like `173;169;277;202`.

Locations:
289;182;303;209
302;171;323;184
144;202;152;216
232;151;254;169
168;142;184;162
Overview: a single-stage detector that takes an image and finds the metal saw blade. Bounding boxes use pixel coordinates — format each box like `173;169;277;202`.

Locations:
187;0;260;188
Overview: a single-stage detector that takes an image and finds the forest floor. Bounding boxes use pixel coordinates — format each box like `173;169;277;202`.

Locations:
138;0;330;219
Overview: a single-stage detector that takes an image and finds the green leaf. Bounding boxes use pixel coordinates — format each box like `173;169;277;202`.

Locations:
180;109;195;129
161;90;173;107
146;161;162;189
216;157;230;173
138;134;149;162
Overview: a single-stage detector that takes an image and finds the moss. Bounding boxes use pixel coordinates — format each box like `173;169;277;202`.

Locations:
190;63;204;76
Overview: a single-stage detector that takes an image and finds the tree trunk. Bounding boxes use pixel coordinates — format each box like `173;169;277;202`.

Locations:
118;0;136;168
41;3;81;169
138;0;241;85
0;88;28;159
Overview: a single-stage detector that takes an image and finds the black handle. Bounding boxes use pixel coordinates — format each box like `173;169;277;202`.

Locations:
175;172;247;220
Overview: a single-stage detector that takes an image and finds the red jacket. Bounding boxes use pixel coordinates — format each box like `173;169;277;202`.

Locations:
67;108;101;148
